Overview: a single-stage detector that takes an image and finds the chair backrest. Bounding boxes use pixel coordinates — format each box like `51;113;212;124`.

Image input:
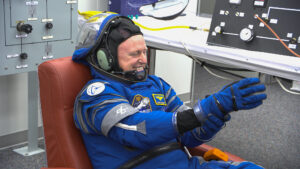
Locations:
38;56;93;169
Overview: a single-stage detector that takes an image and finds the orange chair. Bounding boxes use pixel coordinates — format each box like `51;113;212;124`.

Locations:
38;56;243;169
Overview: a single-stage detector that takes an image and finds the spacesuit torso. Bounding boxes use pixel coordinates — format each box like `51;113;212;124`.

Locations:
73;71;204;169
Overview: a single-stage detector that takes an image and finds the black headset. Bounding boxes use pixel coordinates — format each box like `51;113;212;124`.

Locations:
93;15;135;72
86;14;148;83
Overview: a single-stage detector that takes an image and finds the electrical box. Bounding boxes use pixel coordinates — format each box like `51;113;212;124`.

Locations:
207;0;300;56
0;0;78;76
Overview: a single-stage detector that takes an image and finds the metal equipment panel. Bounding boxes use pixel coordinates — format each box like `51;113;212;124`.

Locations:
47;0;72;41
207;0;300;57
0;0;77;76
4;0;47;45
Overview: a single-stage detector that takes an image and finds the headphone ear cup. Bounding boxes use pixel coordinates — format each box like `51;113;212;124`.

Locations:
96;49;112;71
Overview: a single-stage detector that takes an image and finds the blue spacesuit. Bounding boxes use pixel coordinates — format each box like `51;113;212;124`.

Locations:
72;12;267;169
74;69;206;169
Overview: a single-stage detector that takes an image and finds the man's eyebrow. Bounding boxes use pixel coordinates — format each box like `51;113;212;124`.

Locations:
130;49;147;53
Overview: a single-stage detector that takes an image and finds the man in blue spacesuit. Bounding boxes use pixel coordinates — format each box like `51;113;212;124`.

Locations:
72;13;267;169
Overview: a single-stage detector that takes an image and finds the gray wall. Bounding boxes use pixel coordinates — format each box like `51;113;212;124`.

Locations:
193;65;300;169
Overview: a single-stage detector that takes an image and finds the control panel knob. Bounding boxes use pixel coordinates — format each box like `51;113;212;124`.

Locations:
239;28;254;42
289;37;297;44
214;26;223;34
17;23;33;34
45;22;53;29
20;53;28;60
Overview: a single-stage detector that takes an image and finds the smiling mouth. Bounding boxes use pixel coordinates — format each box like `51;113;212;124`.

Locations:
136;67;144;72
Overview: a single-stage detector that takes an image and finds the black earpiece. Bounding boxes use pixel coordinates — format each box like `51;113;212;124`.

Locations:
94;17;123;71
96;48;113;71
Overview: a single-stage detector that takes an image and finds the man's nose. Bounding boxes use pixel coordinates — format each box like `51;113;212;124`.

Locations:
139;52;147;63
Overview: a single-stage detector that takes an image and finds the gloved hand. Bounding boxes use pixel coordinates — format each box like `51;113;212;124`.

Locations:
194;78;267;124
211;77;267;115
175;78;266;140
176;108;227;141
191;112;229;142
200;161;264;169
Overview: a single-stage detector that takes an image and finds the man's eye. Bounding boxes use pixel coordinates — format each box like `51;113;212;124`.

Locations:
129;49;147;57
130;51;140;56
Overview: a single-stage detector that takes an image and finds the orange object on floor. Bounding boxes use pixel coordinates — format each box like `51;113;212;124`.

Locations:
203;148;229;161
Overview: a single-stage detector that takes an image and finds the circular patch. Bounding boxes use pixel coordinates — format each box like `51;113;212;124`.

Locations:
86;82;105;96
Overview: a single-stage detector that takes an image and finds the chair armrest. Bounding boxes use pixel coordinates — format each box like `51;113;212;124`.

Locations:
188;144;244;162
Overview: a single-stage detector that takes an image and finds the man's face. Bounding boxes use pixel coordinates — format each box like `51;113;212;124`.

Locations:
118;35;148;72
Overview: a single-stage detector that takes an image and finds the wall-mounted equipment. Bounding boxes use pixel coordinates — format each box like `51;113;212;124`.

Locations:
207;0;300;57
0;0;78;76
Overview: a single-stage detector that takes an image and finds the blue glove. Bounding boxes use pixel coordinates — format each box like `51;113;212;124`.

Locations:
191;113;228;142
200;161;264;169
176;78;266;139
191;78;266;141
212;77;267;115
194;78;267;124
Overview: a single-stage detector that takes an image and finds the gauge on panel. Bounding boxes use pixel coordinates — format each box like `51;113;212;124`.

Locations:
240;28;254;42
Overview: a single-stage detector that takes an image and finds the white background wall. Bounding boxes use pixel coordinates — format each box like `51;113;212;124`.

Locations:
78;0;108;11
154;0;197;95
0;0;196;138
0;73;28;136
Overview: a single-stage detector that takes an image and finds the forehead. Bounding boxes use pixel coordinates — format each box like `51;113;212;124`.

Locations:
118;35;146;51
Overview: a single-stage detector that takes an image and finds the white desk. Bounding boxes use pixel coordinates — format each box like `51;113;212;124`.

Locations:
135;15;300;81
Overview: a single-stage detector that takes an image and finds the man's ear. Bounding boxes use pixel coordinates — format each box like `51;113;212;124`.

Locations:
96;48;112;71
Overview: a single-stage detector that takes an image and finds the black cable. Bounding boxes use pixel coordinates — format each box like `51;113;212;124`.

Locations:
203;62;252;72
183;54;251;79
183;53;252;72
204;64;246;79
117;142;181;169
